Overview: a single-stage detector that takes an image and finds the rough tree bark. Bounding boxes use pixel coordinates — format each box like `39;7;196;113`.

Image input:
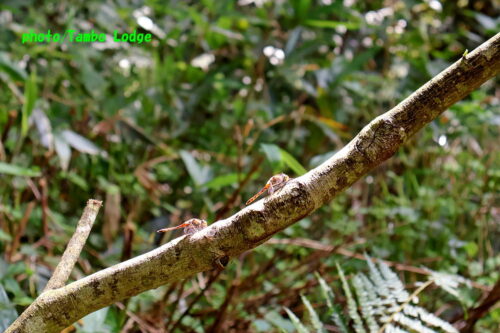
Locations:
7;33;500;333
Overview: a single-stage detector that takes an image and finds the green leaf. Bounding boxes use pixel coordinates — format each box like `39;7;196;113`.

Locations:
0;162;41;177
202;173;239;190
280;148;307;175
261;144;306;175
21;70;38;137
261;143;284;172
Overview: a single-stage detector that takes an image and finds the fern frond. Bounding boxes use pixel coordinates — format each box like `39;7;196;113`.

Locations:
359;274;385;317
315;272;335;309
385;323;410;333
284;307;309;333
301;295;326;333
337;263;367;333
315;272;349;332
282;257;461;333
404;305;458;333
427;269;470;300
393;312;438;333
352;274;380;333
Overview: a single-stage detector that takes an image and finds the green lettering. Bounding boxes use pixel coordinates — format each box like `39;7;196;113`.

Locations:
113;31;121;42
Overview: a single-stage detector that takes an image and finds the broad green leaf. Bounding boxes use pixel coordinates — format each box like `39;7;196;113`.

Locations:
0;162;41;177
202;173;239;189
261;144;306;175
279;148;307;175
261;143;283;172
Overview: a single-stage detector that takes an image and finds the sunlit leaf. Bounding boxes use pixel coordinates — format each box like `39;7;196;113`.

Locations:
261;143;283;172
279;148;307;176
202;173;239;190
261;144;306;175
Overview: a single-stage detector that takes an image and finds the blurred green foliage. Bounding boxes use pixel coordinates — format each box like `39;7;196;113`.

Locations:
0;0;499;332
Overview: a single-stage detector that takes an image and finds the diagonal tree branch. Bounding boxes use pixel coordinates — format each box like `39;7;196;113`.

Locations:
7;33;500;333
43;199;102;291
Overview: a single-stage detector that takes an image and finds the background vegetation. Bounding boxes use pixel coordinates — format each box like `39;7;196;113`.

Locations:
0;0;498;332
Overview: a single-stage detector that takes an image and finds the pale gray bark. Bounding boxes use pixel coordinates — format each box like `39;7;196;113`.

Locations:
7;33;500;333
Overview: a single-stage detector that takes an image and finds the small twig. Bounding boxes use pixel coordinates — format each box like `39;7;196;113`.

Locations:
44;199;102;291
